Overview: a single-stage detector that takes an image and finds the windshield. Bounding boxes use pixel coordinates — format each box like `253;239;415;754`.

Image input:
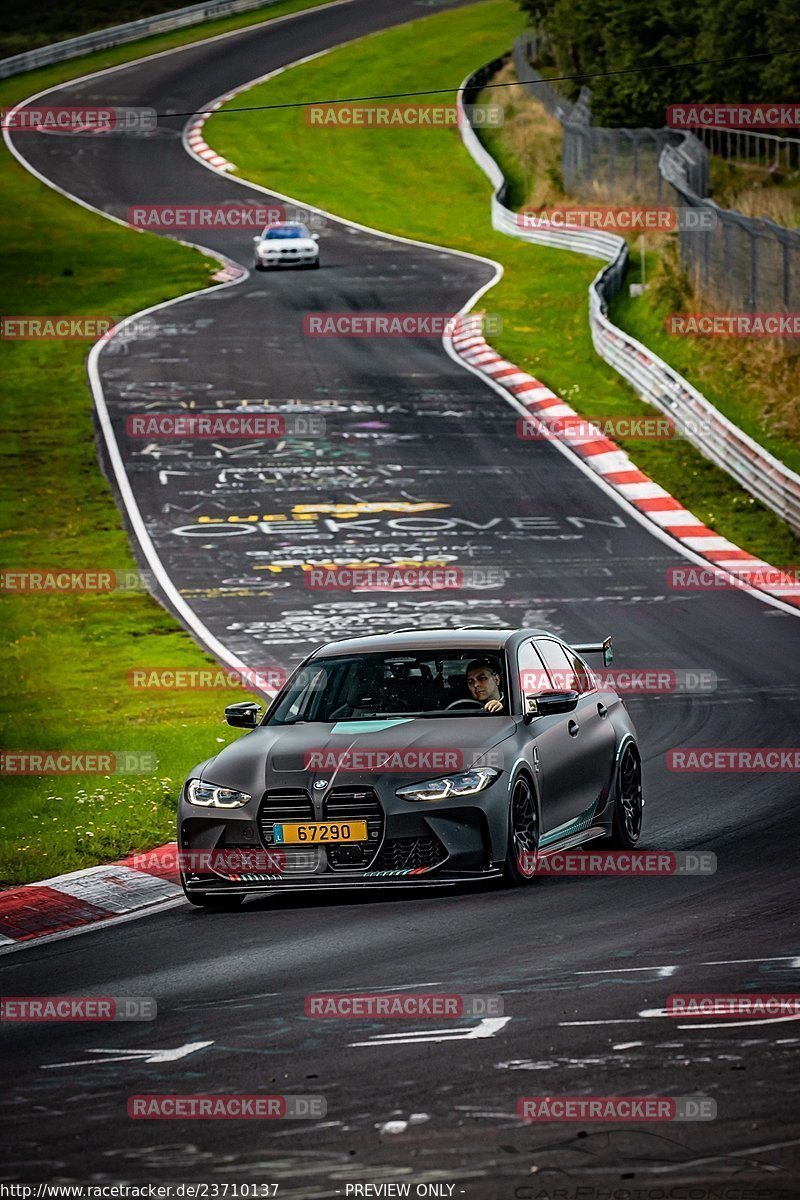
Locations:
266;649;508;725
263;224;310;239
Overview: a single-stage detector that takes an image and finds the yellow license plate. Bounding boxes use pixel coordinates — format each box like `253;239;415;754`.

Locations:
273;821;368;844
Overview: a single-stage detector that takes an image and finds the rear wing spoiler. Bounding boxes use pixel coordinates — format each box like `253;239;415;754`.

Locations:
573;636;613;667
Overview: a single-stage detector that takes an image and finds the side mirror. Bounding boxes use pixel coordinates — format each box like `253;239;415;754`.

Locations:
603;637;613;667
523;691;580;721
225;701;262;728
311;233;320;241
253;235;261;243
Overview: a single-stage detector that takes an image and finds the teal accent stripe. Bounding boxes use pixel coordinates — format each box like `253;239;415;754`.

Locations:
540;797;600;848
331;719;413;735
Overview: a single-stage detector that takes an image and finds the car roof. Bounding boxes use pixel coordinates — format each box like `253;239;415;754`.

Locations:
311;627;553;658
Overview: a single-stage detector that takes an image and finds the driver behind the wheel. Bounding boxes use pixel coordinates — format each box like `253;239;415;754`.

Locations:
465;659;504;713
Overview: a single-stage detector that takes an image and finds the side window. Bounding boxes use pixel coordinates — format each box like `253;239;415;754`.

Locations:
534;639;587;693
517;640;552;699
571;651;595;693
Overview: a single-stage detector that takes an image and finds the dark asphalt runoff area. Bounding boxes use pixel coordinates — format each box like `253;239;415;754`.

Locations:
3;0;799;1194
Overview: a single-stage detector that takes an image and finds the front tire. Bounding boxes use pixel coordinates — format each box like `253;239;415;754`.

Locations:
503;775;539;886
604;743;643;848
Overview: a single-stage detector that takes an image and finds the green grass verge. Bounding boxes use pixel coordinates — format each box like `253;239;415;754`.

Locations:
206;0;800;567
0;1;342;887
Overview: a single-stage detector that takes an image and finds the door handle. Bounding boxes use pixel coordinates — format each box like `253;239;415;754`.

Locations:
568;720;580;737
597;702;608;718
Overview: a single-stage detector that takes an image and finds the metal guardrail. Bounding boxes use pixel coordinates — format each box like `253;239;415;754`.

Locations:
695;126;800;173
457;66;800;536
0;0;284;79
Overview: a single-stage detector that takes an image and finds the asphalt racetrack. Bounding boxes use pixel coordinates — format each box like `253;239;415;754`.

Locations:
3;0;799;1193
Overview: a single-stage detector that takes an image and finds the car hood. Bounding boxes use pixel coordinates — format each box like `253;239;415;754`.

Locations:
201;716;518;795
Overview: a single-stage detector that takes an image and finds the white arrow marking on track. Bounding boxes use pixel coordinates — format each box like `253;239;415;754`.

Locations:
351;1016;511;1047
42;1040;214;1068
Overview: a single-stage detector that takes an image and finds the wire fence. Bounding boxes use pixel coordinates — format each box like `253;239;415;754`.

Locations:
513;34;800;314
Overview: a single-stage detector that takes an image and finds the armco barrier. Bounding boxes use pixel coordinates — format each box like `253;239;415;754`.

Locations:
0;0;285;79
458;62;800;537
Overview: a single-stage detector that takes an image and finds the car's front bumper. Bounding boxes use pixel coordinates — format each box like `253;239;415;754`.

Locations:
256;250;318;267
178;775;511;894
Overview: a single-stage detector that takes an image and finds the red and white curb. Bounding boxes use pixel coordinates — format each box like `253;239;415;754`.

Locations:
185;100;237;172
185;96;254;287
211;261;247;283
0;844;182;949
450;316;800;609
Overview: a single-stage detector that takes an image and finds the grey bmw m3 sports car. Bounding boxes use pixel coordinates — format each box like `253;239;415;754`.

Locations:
178;628;643;908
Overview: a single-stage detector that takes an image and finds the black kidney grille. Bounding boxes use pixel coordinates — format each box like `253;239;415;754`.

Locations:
323;787;383;870
258;789;313;844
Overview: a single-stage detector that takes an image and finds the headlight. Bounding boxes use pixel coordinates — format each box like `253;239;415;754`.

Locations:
186;779;251;808
396;767;500;802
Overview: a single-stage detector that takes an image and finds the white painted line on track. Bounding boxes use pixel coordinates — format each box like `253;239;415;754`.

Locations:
575;956;799;974
351;1016;511;1046
575;965;679;976
560;1019;638;1026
